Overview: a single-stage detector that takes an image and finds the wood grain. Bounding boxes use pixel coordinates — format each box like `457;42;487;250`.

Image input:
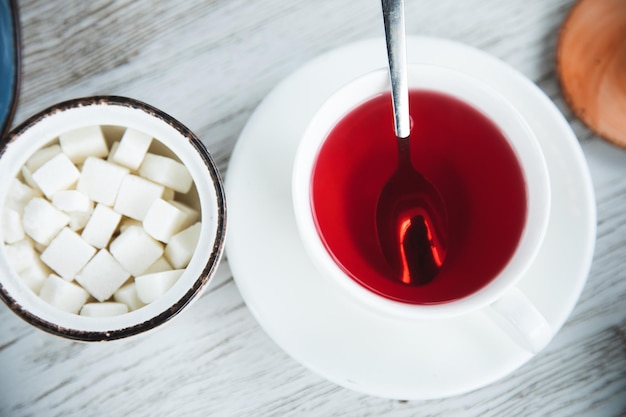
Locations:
1;0;625;416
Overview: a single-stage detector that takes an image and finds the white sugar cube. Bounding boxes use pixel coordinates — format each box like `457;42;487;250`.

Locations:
25;144;61;172
40;228;96;280
135;269;184;304
164;222;201;269
143;199;199;243
51;190;92;213
19;256;51;293
119;217;142;232
39;274;89;314
3;208;25;243
22;198;70;245
112;128;152;170
31;153;80;199
114;175;164;220
68;210;93;232
6;179;40;213
107;141;120;162
109;226;163;276
81;204;121;248
143;256;173;274
59;125;108;164
4;239;37;273
77;157;129;206
76;249;131;302
51;190;94;232
80;302;129;317
20;165;40;191
139;153;193;193
170;200;199;218
113;283;146;311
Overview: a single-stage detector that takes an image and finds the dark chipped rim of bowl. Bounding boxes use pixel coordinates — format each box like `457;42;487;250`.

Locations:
0;0;21;139
0;96;227;341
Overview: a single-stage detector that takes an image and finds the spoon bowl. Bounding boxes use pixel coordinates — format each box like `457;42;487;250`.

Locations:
376;136;447;285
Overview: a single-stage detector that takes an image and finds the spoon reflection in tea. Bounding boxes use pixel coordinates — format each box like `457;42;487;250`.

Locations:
376;0;448;286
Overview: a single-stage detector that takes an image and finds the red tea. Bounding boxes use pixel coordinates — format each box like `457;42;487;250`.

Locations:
310;90;527;304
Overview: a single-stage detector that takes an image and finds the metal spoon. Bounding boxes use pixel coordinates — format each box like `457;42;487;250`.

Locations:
376;0;448;286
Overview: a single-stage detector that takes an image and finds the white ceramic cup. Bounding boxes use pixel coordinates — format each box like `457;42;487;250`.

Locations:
0;96;226;341
293;64;552;353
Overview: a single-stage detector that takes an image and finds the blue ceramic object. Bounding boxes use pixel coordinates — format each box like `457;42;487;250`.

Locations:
0;0;19;138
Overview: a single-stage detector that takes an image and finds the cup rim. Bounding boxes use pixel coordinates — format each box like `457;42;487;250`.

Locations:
0;96;227;340
292;64;551;319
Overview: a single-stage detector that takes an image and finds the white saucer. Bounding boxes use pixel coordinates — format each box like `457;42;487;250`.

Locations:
225;37;596;400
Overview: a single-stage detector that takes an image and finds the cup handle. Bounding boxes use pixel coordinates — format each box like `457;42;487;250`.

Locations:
485;287;552;353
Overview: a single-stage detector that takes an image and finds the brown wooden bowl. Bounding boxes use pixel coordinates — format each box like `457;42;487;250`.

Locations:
557;0;626;147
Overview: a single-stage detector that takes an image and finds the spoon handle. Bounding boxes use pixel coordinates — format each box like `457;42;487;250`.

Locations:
382;0;410;139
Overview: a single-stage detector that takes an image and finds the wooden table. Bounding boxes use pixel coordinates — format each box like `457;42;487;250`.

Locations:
1;0;625;415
